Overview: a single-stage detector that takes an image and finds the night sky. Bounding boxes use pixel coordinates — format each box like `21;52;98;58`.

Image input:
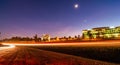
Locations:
0;0;120;39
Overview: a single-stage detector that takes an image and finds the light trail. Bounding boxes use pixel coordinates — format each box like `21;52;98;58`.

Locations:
2;41;120;47
0;44;15;50
9;44;16;48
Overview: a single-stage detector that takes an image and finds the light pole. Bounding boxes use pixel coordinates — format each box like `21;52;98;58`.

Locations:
0;32;1;37
0;32;1;44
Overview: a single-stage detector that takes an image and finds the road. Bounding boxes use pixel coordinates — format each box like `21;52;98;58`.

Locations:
0;46;118;65
3;40;120;47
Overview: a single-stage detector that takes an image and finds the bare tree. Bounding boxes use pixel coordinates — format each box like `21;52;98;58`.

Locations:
34;34;38;42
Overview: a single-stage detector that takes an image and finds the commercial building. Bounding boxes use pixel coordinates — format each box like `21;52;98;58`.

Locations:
82;26;120;39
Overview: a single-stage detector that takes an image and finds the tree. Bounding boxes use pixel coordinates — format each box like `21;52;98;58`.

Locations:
34;34;38;42
87;31;93;39
74;35;78;38
78;35;80;39
64;36;67;39
82;33;85;39
68;36;72;39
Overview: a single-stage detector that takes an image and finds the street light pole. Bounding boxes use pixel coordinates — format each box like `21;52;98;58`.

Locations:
0;32;1;44
0;32;1;42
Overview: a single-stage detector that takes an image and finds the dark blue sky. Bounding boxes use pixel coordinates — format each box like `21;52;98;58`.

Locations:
0;0;120;39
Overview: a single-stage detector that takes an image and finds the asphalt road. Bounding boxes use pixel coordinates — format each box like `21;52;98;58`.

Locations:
3;40;120;47
0;46;118;65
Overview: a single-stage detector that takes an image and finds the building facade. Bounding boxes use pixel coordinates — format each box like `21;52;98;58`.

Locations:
82;26;120;39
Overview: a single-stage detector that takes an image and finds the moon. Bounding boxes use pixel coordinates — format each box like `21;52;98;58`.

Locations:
74;4;79;8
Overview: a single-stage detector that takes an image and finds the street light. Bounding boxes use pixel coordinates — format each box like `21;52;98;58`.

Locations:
110;26;115;28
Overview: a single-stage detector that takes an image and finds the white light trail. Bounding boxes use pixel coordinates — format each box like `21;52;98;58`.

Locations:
0;44;16;50
9;45;15;48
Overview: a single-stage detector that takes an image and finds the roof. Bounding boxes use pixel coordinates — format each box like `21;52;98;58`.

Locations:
92;27;110;30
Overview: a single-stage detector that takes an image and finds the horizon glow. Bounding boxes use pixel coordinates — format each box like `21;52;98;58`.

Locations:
0;0;120;39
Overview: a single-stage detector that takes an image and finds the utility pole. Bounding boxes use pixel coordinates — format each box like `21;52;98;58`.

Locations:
0;32;1;43
0;32;1;37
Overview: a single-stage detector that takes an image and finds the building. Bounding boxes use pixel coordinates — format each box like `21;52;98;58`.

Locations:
82;26;120;39
50;37;60;42
41;34;50;42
